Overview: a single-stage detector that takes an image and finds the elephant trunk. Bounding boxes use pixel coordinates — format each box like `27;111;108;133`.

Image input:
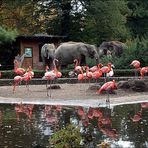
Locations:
94;53;100;64
98;47;105;58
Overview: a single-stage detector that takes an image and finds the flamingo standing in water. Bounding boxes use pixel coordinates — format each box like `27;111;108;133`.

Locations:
130;60;141;77
97;80;117;104
14;59;25;75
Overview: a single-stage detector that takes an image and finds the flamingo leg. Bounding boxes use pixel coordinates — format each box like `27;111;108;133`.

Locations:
49;80;52;98
46;80;49;97
13;82;18;93
106;90;110;108
135;69;139;79
104;73;107;82
25;81;29;91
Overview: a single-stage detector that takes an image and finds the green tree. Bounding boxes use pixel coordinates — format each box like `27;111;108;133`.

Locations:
0;27;18;44
82;0;130;44
127;0;148;38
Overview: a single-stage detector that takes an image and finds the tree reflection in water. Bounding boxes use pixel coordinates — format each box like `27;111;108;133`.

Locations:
0;102;147;148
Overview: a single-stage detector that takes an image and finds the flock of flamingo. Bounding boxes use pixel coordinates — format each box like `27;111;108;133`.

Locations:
0;59;148;100
0;59;148;148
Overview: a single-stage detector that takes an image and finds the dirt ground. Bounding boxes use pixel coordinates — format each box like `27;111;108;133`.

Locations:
0;82;148;106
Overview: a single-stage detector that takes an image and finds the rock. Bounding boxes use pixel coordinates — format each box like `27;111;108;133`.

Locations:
117;79;147;92
48;85;61;89
129;79;146;92
88;84;101;91
117;81;130;89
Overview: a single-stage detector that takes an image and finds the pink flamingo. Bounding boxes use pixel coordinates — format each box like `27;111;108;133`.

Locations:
130;60;141;69
130;60;141;77
140;66;148;79
106;64;115;78
13;66;34;93
42;59;61;97
97;80;117;103
77;67;84;81
20;66;34;91
89;65;98;72
74;59;82;73
83;66;93;86
92;63;103;83
13;75;23;93
53;59;62;78
14;59;25;75
100;63;112;82
43;68;56;97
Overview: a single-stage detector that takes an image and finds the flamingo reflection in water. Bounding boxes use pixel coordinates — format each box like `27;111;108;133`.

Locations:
77;106;118;140
130;111;142;122
141;102;148;109
15;103;34;122
130;102;148;123
44;105;62;124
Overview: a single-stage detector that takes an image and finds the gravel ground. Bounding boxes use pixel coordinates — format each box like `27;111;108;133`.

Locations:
0;82;148;106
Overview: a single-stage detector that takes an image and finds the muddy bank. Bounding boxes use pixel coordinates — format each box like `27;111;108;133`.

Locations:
0;80;148;106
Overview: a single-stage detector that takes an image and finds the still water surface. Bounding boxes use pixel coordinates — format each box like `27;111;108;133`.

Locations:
0;102;148;148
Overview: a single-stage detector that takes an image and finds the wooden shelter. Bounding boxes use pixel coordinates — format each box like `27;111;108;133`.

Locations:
16;34;67;70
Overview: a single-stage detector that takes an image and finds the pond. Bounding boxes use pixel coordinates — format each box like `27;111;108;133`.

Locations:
0;102;148;148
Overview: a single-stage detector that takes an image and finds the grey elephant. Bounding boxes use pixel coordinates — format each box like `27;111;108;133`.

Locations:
54;42;99;69
99;41;127;57
41;43;56;69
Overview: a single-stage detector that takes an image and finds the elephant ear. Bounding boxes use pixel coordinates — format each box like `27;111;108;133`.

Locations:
45;46;48;57
84;44;96;58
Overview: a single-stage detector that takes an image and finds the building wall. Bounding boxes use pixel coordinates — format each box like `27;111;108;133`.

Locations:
20;40;43;70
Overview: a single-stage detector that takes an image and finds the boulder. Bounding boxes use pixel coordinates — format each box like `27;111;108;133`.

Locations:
117;81;130;89
128;79;146;92
48;85;61;89
88;84;101;91
118;79;147;92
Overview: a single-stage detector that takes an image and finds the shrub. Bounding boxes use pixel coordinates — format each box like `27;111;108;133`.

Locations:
49;124;81;148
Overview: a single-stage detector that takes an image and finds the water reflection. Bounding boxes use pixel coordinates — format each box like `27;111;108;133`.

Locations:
0;102;147;148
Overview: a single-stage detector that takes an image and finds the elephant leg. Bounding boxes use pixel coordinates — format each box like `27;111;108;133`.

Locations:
48;58;54;70
41;56;46;67
80;55;86;66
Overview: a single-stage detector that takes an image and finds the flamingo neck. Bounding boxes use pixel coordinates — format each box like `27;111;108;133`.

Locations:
53;59;58;72
80;68;84;74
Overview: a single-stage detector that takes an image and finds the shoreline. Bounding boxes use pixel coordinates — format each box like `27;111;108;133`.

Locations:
0;82;148;107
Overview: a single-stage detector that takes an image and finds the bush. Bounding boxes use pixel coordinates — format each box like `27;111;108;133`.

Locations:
49;124;81;148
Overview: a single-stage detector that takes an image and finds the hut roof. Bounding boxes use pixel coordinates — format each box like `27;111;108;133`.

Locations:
16;34;68;42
